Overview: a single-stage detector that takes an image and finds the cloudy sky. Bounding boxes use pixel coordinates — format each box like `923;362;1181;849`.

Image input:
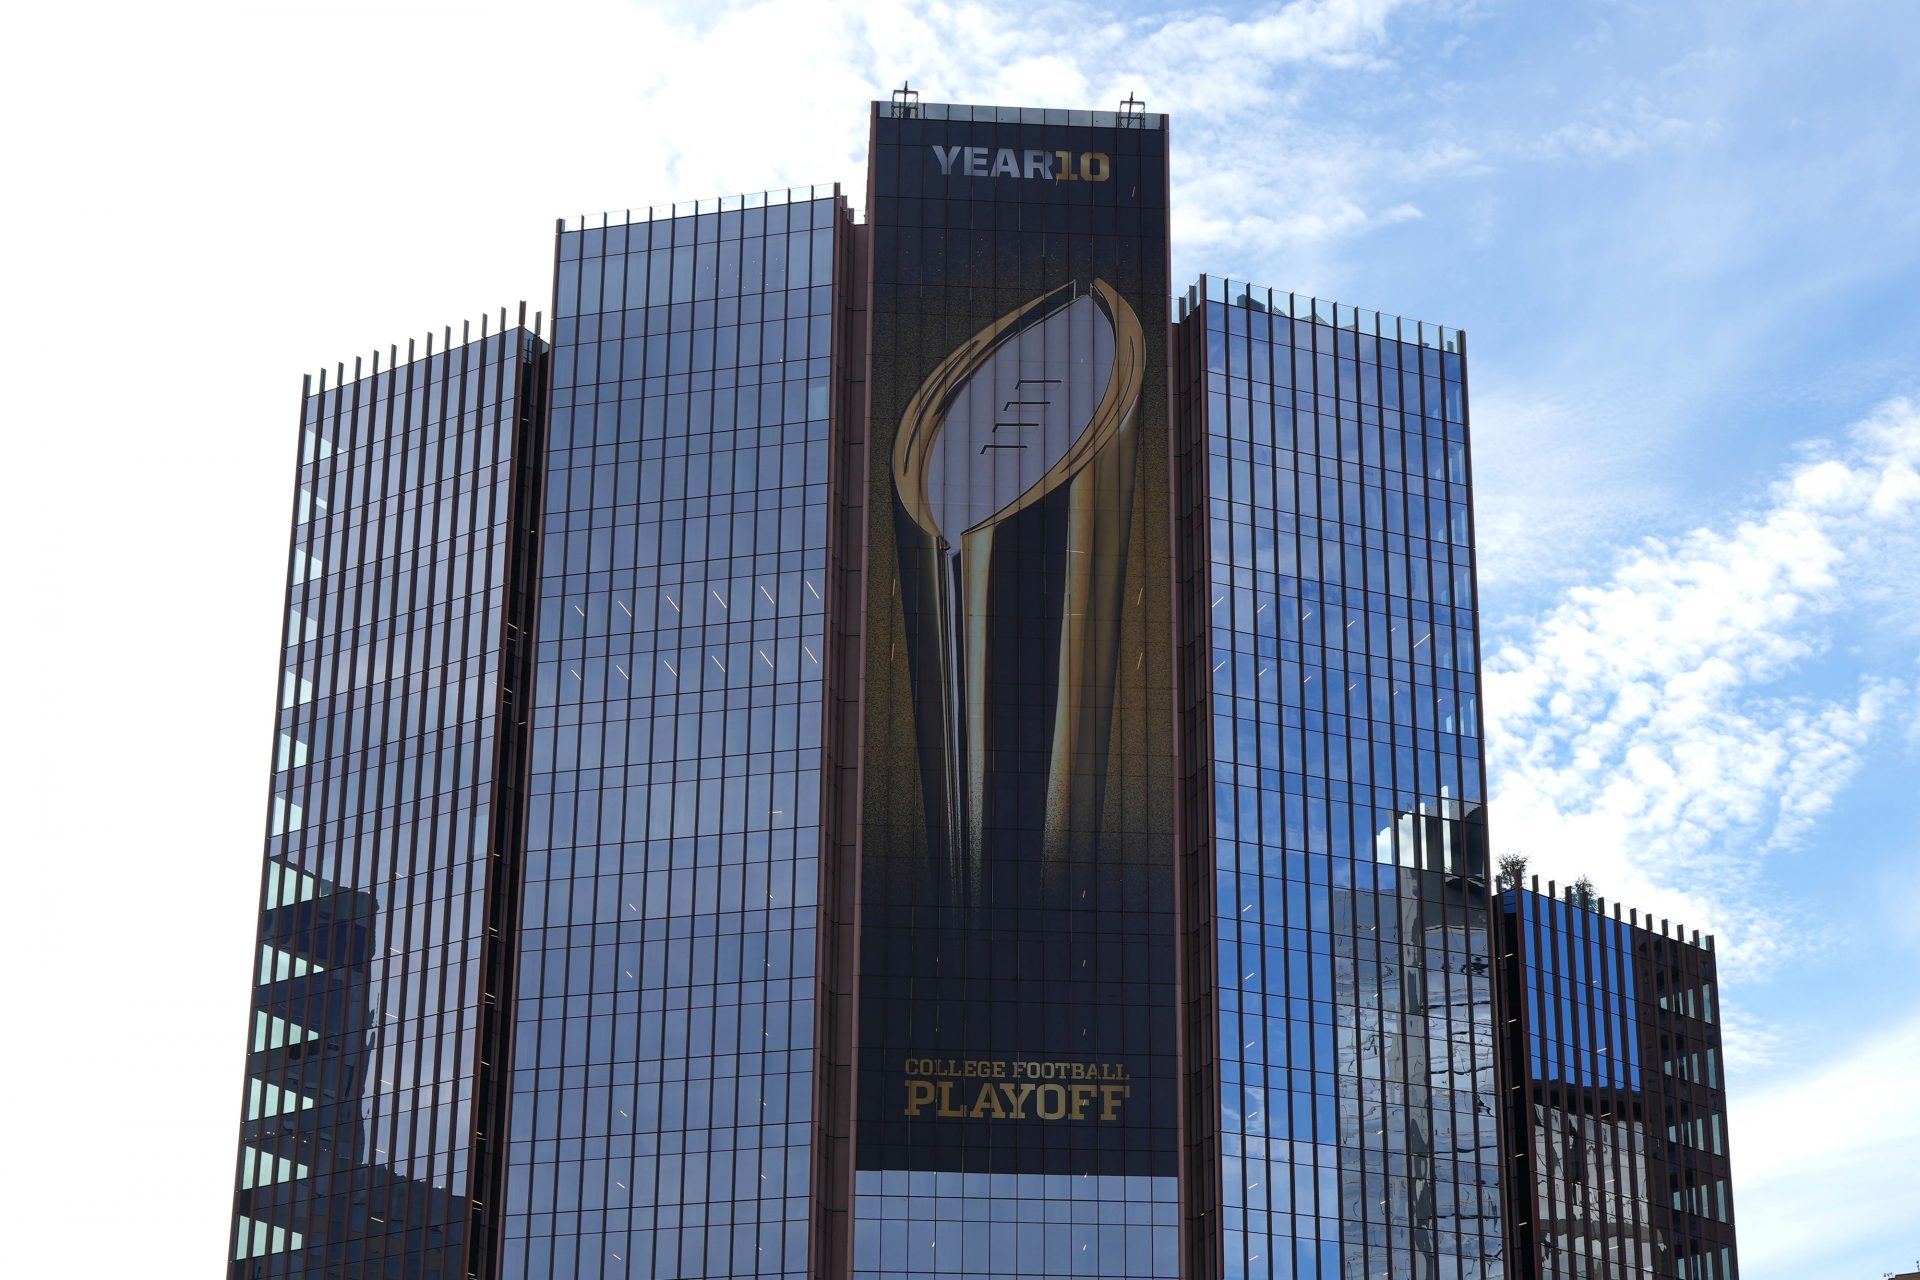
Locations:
3;0;1916;1274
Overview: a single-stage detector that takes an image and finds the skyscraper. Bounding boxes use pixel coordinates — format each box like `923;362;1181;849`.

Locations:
511;182;847;1280
1173;276;1500;1280
228;93;1738;1280
238;320;547;1275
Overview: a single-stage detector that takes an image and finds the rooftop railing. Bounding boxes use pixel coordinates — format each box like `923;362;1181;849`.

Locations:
880;99;1167;129
1181;274;1463;354
560;184;843;234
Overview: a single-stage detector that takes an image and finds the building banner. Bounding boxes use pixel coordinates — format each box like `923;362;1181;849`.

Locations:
856;109;1176;1177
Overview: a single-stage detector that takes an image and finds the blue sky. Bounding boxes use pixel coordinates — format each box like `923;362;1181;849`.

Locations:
3;1;1915;1274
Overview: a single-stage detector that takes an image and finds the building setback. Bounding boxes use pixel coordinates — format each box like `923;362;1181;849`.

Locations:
228;93;1739;1280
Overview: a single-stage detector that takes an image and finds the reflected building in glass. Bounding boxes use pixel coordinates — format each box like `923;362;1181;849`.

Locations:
226;92;1739;1280
1172;278;1503;1280
232;318;548;1276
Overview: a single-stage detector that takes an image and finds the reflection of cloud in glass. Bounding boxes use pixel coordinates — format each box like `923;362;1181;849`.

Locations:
892;280;1144;906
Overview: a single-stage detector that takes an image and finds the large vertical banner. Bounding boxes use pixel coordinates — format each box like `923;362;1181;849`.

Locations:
857;107;1176;1178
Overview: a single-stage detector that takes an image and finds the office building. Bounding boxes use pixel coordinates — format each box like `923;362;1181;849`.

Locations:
228;91;1737;1279
237;321;547;1275
1173;272;1499;1280
1496;882;1739;1279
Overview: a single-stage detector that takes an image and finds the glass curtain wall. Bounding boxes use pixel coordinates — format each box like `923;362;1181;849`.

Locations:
1184;279;1503;1280
1498;888;1739;1280
231;323;546;1277
500;189;844;1280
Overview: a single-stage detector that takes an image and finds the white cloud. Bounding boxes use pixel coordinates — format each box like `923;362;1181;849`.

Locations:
1714;1003;1784;1075
1729;1012;1920;1279
1485;399;1920;976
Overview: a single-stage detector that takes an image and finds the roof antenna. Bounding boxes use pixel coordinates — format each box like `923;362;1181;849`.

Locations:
1119;92;1147;127
891;80;920;119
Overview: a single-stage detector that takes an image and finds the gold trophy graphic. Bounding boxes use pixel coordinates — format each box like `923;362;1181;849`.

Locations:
891;279;1146;909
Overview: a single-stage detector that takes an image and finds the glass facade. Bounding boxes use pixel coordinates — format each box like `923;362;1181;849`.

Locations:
227;95;1741;1280
1497;888;1738;1279
230;321;548;1277
499;189;847;1280
1175;278;1503;1279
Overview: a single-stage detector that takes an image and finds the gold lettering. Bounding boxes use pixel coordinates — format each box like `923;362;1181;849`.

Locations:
902;1055;1135;1120
1055;150;1078;182
1082;152;1110;182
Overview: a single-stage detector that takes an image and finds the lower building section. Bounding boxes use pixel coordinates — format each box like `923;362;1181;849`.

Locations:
851;1171;1179;1278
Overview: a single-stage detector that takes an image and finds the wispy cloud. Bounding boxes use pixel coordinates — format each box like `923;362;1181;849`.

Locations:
1484;398;1920;977
1524;48;1731;165
1531;96;1718;162
1469;391;1683;589
1715;1008;1785;1076
1909;662;1920;746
